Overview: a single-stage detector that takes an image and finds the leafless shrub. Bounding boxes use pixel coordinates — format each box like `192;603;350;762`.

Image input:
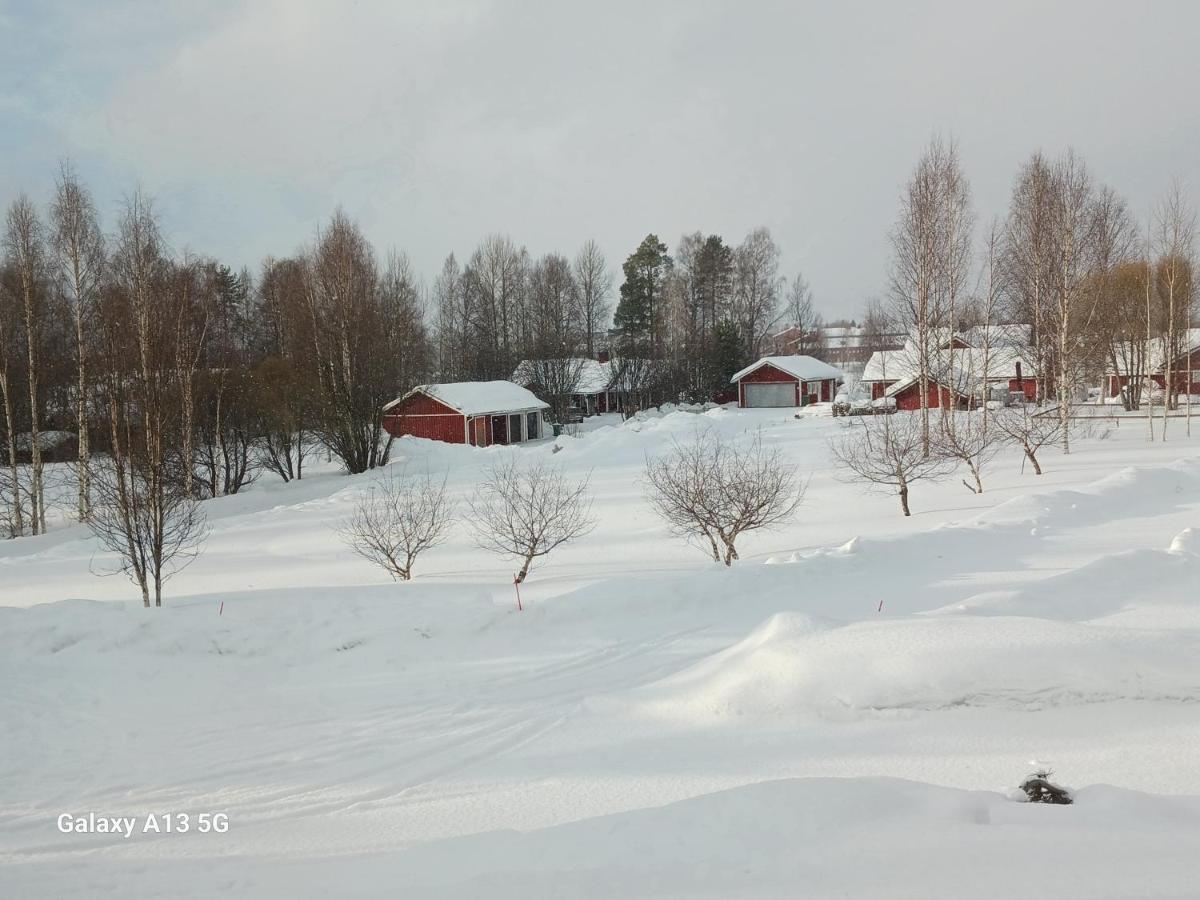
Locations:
644;428;805;565
992;406;1063;475
932;412;1006;494
467;457;595;583
829;413;952;516
87;456;209;606
339;468;453;581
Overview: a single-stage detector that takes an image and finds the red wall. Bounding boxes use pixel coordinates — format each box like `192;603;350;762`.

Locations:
1007;377;1039;397
868;380;896;400
893;381;962;411
737;363;799;407
382;392;467;444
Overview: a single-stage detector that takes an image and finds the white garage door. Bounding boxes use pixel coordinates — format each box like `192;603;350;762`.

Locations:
744;382;796;407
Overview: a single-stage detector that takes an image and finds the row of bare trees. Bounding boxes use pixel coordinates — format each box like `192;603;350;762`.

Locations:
341;429;804;584
341;404;1063;585
0;165;435;603
881;138;1197;456
340;459;595;584
830;406;1065;516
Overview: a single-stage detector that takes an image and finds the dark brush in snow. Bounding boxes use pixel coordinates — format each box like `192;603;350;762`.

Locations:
1020;773;1073;805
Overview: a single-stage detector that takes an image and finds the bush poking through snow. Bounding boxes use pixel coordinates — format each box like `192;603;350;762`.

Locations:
339;467;454;581
932;411;1006;494
1019;769;1073;805
829;413;951;516
993;406;1064;476
468;458;596;584
644;428;805;565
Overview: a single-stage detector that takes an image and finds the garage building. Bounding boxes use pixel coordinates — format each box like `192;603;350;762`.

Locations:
730;356;845;408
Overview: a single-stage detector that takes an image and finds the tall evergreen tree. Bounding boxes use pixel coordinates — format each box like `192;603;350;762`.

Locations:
614;234;671;354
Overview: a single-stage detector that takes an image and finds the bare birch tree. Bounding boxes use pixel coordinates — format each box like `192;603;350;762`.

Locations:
1004;153;1056;404
732;227;784;360
1044;151;1097;454
889;137;972;454
784;273;825;355
49;163;105;521
0;262;24;535
1152;182;1196;439
574;240;612;359
3;196;48;533
91;192;209;606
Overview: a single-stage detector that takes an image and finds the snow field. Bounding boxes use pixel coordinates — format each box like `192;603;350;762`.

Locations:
1;406;1199;898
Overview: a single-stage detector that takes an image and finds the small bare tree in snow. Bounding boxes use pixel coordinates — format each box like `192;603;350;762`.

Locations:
829;413;951;516
992;406;1063;476
933;412;1006;494
468;457;595;583
339;468;453;581
645;429;805;565
88;459;209;607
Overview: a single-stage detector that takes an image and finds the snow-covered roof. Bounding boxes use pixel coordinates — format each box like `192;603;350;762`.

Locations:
1107;329;1200;375
819;326;868;348
385;381;549;416
864;346;1037;384
512;358;614;395
730;356;845;384
961;323;1031;349
861;349;913;383
884;369;973;399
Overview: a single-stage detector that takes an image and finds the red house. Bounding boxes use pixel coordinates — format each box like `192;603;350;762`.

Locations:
382;381;550;447
1105;332;1200;399
730;356;844;408
885;374;970;411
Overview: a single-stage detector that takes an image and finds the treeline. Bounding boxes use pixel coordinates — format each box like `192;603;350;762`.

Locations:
879;139;1197;454
431;227;810;408
0;164;810;560
0;169;437;602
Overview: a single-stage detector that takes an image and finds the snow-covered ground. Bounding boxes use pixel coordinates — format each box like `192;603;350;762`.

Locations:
2;406;1199;898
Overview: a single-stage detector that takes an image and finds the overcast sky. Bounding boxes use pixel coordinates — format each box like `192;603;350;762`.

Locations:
3;0;1199;319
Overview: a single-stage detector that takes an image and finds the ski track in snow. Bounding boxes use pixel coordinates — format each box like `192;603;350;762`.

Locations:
2;408;1200;898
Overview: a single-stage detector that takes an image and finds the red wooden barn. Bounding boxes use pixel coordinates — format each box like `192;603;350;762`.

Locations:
730;356;844;407
382;381;550;447
884;374;970;411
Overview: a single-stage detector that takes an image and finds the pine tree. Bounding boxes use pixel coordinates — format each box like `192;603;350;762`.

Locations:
707;320;743;395
614;234;671;354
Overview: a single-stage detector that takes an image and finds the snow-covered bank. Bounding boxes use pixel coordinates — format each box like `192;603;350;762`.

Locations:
8;778;1200;900
2;408;1199;897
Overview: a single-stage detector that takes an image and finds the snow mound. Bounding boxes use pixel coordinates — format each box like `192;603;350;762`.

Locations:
1169;527;1200;556
939;530;1200;622
629;613;1200;723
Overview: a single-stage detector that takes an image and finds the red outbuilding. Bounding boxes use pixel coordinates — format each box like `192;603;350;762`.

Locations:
730;356;845;408
884;374;970;411
382;381;550;447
